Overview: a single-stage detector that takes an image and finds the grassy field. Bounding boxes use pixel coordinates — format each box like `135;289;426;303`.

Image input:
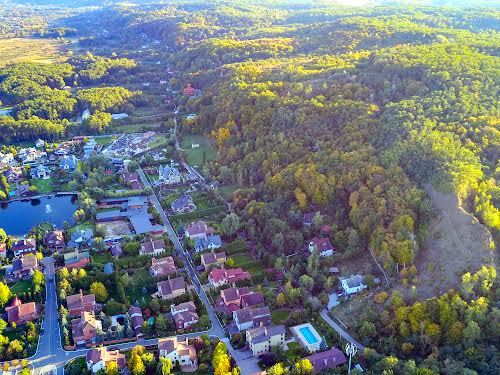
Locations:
31;178;55;193
271;309;291;324
112;121;163;133
181;134;217;166
0;38;64;67
95;136;118;145
230;252;266;280
218;184;237;201
10;280;33;295
69;221;93;235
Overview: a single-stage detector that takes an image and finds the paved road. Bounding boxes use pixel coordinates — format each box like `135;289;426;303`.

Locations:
320;309;366;350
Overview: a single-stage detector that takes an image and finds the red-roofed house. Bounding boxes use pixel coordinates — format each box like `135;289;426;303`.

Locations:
86;347;126;374
150;257;177;278
12;238;36;257
66;291;96;317
43;230;66;252
5;297;38;325
72;312;101;346
185;221;214;240
183;84;196;97
208;268;251;288
308;237;335;257
0;243;7;258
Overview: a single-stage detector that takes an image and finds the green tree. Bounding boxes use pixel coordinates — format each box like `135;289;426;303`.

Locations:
221;213;240;237
90;282;108;302
0;282;11;307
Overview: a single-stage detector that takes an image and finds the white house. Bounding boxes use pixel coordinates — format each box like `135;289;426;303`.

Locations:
35;139;45;148
82;109;91;121
30;165;51;180
159;165;181;185
158;337;198;369
86;348;125;374
111;113;129;120
340;275;367;295
0;152;14;166
308;237;335;257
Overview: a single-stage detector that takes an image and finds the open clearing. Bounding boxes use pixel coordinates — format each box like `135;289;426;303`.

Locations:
0;38;64;67
414;185;496;299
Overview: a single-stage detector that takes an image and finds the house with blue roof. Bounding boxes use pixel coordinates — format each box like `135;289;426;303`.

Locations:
59;155;79;173
171;195;197;213
159;165;181;185
194;235;222;252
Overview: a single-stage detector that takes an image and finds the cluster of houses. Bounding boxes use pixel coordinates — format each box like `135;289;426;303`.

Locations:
85;335;199;374
102;132;157;158
157;160;197;186
184;220;222;253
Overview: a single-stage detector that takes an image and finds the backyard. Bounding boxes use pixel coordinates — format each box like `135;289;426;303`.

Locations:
10;279;34;295
30;178;55;194
180;134;217;166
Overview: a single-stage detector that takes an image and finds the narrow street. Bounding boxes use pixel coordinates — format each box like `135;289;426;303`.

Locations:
320;309;365;350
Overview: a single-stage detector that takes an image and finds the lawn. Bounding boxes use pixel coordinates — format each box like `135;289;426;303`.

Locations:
91;253;111;265
285;342;302;364
0;38;64;67
95;136;118;145
271;309;291;324
230;253;266;280
112;121;163;134
31;178;55;194
180;134;217;166
10;279;33;295
69;221;94;235
218;184;237;201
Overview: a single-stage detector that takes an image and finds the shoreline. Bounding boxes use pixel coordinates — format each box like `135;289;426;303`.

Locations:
0;191;80;204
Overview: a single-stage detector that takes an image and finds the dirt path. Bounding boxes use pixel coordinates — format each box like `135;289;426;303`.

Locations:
414;185;496;299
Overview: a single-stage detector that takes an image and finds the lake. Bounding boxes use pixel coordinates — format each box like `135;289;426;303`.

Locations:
0;195;78;235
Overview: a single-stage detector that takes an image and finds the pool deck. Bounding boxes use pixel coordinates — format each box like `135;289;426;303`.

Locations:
290;323;322;352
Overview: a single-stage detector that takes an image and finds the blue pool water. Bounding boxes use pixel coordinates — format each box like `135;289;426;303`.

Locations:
299;326;319;345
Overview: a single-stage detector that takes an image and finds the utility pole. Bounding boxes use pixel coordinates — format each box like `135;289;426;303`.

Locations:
345;342;358;374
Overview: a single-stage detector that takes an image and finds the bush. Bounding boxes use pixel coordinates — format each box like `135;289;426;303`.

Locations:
374;291;389;304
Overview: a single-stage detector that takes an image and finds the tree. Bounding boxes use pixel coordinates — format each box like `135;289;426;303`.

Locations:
0;282;11;307
128;352;146;375
32;269;45;289
106;361;119;375
212;342;231;375
276;292;286;307
293;359;313;375
268;363;289;375
463;320;481;347
299;274;314;292
90;282;108;302
0;228;6;243
157;357;172;375
221;213;240;237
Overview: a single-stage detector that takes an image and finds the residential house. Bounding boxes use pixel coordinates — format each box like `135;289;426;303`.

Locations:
194;235;222;252
218;287;264;314
59;155;79;173
81;109;91;121
10;254;38;279
5;297;38;325
0;152;14;168
308;237;335;257
171;195;196;213
208;268;251;289
233;306;271;332
110;244;123;257
66;290;96;316
303;211;321;226
16;184;29;197
64;251;90;270
18;148;46;166
30;165;50;179
43;230;66;252
158;165;181;185
171;302;199;330
111;113;128;120
67;230;93;248
122;172;143;190
72;312;102;346
184;220;214;240
140;238;166;256
128;306;144;338
86;347;126;374
0;243;6;258
340;275;367;295
35;139;45;148
150;256;176;278
303;348;347;373
3;167;22;183
158;337;198;369
200;251;226;269
157;277;186;300
183;84;196;97
246;325;286;356
12;238;36;257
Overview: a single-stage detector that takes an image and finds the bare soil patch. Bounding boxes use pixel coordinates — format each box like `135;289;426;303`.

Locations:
414;185;496;299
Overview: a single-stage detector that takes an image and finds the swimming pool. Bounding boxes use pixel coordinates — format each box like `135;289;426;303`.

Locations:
299;326;319;345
